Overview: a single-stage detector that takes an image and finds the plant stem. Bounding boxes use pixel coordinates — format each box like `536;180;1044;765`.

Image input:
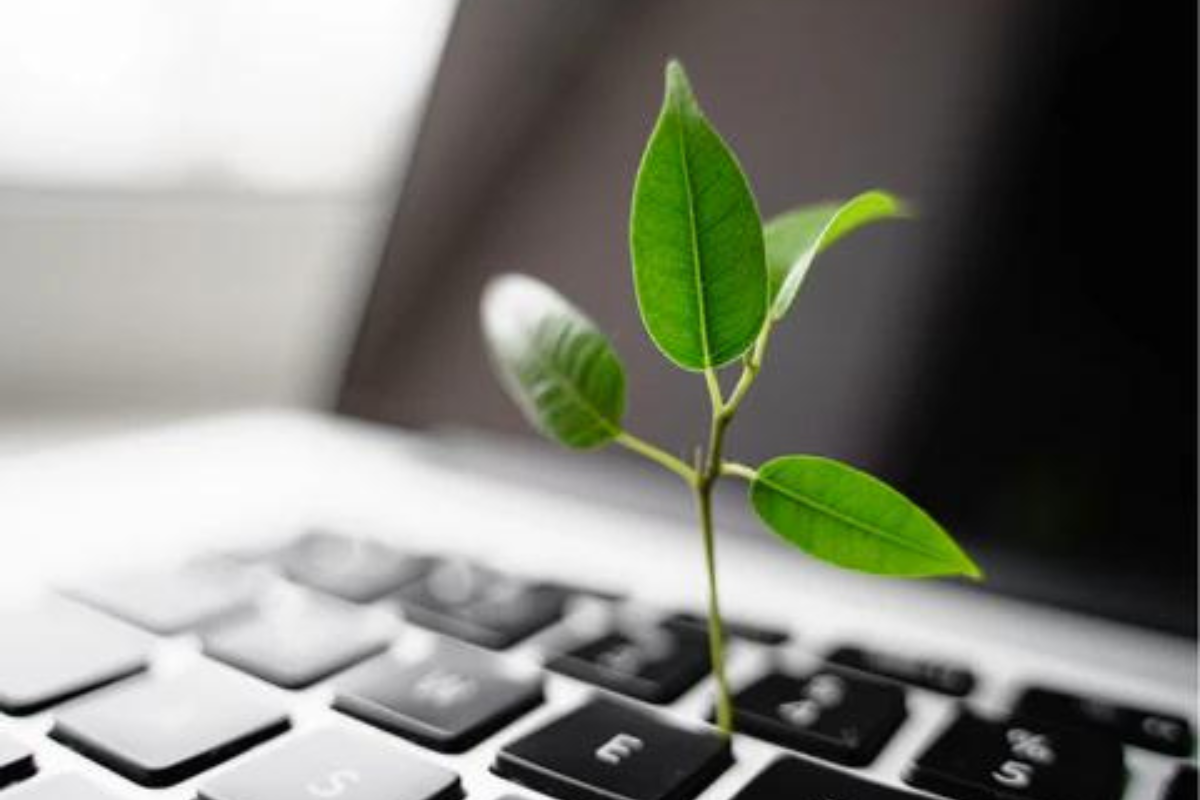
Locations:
720;461;758;481
694;473;734;735
615;430;696;484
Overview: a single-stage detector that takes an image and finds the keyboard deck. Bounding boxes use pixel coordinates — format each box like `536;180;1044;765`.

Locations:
0;531;1194;800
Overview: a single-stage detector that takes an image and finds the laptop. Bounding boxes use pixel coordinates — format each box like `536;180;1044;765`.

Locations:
0;1;1194;799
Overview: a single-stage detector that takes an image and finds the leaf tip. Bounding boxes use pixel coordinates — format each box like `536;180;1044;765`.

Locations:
960;555;985;581
664;58;696;109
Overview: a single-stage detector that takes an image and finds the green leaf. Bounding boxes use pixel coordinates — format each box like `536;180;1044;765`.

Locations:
480;273;626;449
764;190;909;320
749;455;982;578
630;60;767;371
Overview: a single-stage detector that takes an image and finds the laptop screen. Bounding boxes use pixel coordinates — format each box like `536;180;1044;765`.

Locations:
339;0;1197;635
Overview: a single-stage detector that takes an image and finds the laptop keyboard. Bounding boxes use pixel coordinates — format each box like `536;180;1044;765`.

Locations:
0;532;1194;800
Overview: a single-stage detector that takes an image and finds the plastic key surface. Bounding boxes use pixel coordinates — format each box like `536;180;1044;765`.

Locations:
1164;766;1197;800
547;624;710;704
276;532;430;603
204;589;393;688
68;559;263;634
731;670;907;766
0;732;35;789
0;598;150;715
493;696;732;800
1014;685;1194;756
662;612;789;646
906;708;1126;800
396;561;567;649
3;773;123;799
733;756;928;800
826;645;975;696
199;726;462;800
50;662;290;787
335;638;542;752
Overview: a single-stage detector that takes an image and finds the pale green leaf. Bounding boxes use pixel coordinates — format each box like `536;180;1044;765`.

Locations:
630;60;767;370
764;190;909;320
749;455;981;578
480;273;625;449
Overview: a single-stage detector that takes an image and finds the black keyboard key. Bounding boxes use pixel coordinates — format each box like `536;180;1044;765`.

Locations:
69;560;263;634
3;773;122;799
826;645;975;696
732;670;907;766
0;733;35;789
906;709;1125;800
1165;766;1198;800
204;590;393;688
0;598;150;715
494;696;732;800
335;639;542;752
199;726;462;800
50;662;289;787
277;532;430;603
663;612;789;646
547;624;710;703
396;562;567;649
1014;685;1194;756
734;756;927;800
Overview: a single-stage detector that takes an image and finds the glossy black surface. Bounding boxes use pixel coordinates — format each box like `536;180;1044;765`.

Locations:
335;640;542;752
733;756;925;800
906;709;1125;800
395;561;567;649
1014;686;1194;756
1165;766;1198;800
826;645;975;697
731;670;907;766
493;697;732;800
547;625;709;704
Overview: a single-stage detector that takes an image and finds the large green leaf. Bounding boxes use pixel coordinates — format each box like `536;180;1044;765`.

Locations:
480;273;625;449
749;455;981;578
630;60;767;371
764;190;909;320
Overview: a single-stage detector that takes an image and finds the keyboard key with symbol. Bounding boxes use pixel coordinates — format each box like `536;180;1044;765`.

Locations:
906;709;1125;800
0;732;35;789
68;560;263;634
3;773;122;799
493;696;732;800
396;561;568;649
1014;685;1194;756
662;612;789;646
1164;766;1197;800
204;589;393;688
731;670;907;766
826;645;976;696
199;726;462;800
335;638;542;752
547;624;710;703
276;532;430;603
733;756;928;800
50;662;290;787
0;598;151;715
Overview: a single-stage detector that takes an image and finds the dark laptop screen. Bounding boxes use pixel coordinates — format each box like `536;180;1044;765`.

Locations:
340;0;1197;635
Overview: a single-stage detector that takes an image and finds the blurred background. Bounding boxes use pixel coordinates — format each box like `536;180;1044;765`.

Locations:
0;0;455;451
0;0;1194;633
